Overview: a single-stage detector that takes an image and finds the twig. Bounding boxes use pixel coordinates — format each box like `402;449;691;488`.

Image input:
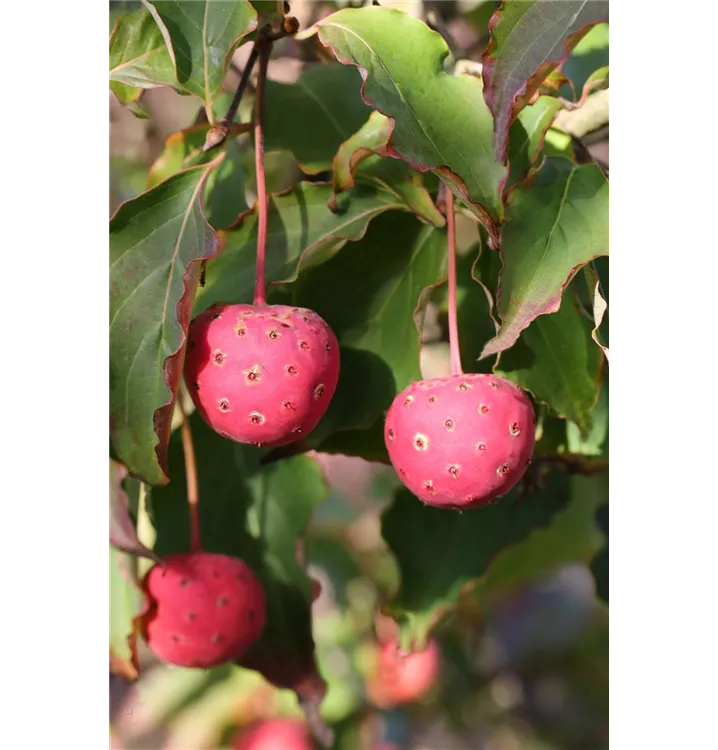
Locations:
225;46;261;126
445;188;463;376
202;14;301;154
178;397;201;553
202;47;260;152
425;8;462;60
519;453;608;499
230;61;256;94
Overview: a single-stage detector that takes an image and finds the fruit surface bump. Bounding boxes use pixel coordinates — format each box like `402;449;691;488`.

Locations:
184;303;340;446
141;551;266;669
232;718;313;750
384;373;535;509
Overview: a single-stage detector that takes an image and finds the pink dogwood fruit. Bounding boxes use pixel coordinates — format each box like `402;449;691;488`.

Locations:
384;374;535;509
233;718;313;750
141;552;266;669
184;303;340;447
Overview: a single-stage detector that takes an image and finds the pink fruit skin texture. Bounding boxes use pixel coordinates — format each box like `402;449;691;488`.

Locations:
384;374;535;509
184;303;340;447
142;552;266;669
233;718;313;750
367;639;440;708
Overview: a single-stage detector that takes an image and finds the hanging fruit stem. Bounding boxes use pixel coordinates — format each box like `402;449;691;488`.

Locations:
445;188;464;376
253;37;272;307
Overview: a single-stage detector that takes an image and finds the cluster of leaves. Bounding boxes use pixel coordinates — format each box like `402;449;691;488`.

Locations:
110;0;608;742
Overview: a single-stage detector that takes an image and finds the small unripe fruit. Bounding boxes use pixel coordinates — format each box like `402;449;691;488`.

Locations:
140;552;266;669
366;638;440;708
232;718;313;750
385;374;535;509
184;303;340;447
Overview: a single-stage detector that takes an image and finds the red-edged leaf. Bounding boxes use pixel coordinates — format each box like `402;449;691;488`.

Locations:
148;126;251;229
146;125;215;187
110;459;161;563
110;543;146;680
586;258;609;362
505;96;562;195
329;111;445;227
110;162;222;486
495;280;604;434
481;158;608;359
482;0;609;161
331;110;393;194
263;64;373;175
317;6;506;242
536;70;575;99
582;66;609;102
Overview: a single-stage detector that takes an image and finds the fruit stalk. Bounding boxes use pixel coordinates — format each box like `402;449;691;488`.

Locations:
253;37;272;307
445;188;463;376
178;396;201;552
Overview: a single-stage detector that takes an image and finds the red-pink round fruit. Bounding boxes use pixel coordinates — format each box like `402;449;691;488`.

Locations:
384;374;535;509
141;552;266;669
232;718;313;750
366;638;440;708
184;303;340;447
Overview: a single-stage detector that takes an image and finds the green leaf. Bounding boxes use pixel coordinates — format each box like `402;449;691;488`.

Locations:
110;80;144;111
586;256;609;361
465;0;501;34
495;280;604;434
144;0;258;111
566;376;608;456
382;472;580;644
263;64;373;174
150;413;329;697
294;212;447;443
314;418;390;464
203;140;250;230
561;22;609;99
533;408;569;457
124;97;152;119
244;149;304;200
195;182;407;313
110;6;177;105
506;96;562;193
110;544;144;680
332;111;393;193
582;65;609;100
464;473;606;610
330;110;445;227
251;0;278;13
110;163;221;486
536;69;575;98
110;2;141;33
481;158;609;359
318;6;506;233
543;125;575;160
110;458;161;562
146;125;216;187
147;127;250;228
481;0;609;160
356;156;446;228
